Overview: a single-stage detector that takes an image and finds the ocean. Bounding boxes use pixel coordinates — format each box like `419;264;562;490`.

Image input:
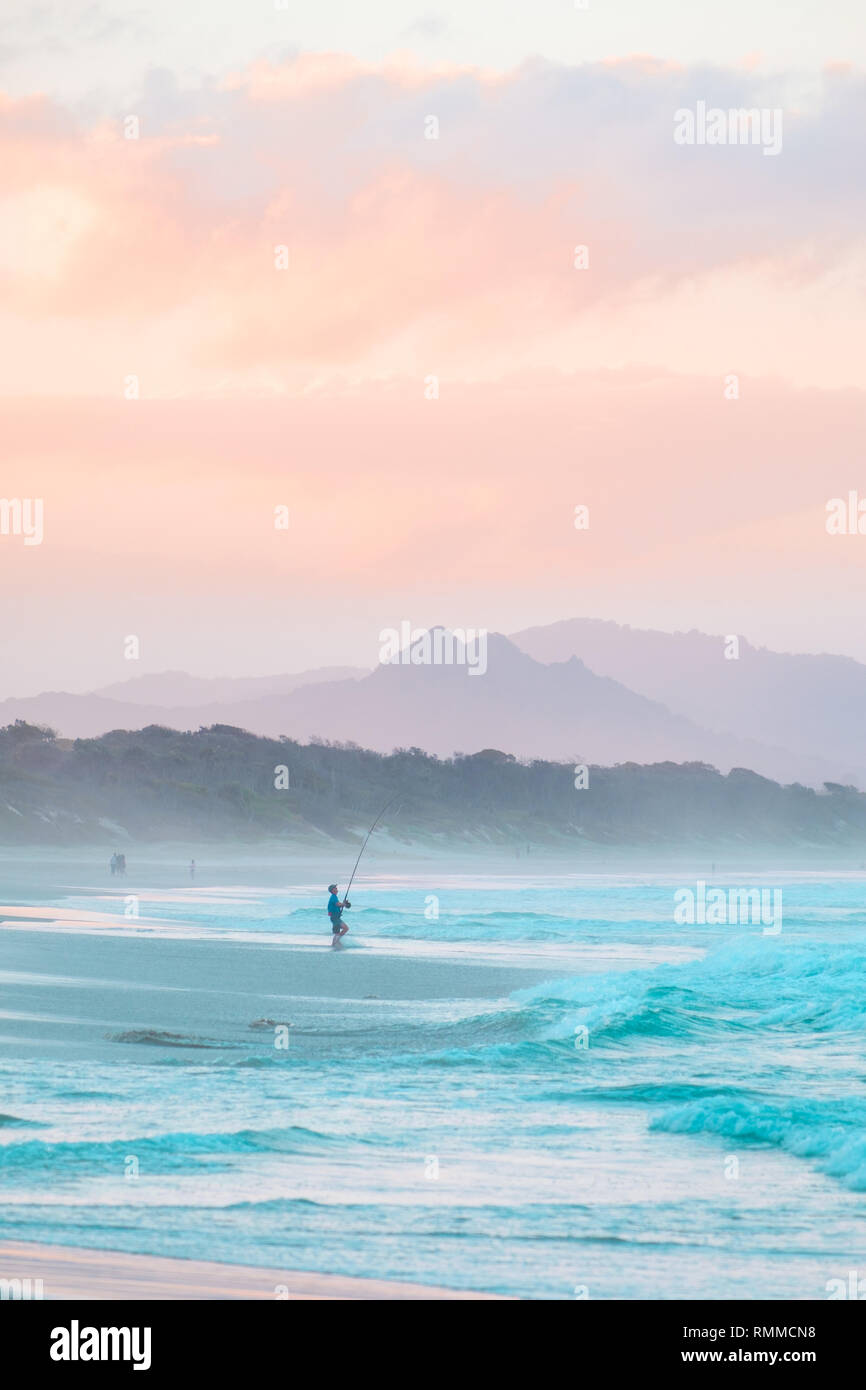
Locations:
1;860;865;1299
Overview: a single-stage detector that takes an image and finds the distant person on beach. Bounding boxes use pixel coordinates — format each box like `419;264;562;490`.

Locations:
327;885;350;944
190;860;196;880
117;853;126;876
110;853;118;876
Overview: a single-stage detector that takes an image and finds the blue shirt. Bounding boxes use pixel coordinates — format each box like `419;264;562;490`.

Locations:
327;893;342;918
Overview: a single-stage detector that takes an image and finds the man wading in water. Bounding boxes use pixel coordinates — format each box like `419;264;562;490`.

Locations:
327;885;350;945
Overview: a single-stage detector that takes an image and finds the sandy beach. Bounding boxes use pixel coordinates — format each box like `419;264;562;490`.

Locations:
0;1241;504;1300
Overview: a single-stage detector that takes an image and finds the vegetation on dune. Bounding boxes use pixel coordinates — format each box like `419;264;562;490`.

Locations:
0;720;864;849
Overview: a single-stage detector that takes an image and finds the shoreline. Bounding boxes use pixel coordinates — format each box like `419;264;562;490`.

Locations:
4;845;866;881
0;1241;507;1300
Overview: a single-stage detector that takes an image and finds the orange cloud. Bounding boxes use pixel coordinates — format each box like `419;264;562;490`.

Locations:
0;56;862;393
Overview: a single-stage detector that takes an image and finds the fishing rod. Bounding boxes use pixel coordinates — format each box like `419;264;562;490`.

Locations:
341;794;400;904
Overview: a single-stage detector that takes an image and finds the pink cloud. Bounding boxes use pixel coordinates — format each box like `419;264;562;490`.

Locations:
0;55;862;384
2;370;864;596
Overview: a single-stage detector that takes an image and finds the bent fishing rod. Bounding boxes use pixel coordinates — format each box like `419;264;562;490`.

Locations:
341;794;401;903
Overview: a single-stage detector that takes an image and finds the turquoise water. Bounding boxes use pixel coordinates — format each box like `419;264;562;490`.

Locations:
1;868;865;1298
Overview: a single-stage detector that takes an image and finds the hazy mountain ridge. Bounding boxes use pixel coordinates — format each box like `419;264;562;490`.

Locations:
512;617;866;781
93;666;369;706
2;622;864;789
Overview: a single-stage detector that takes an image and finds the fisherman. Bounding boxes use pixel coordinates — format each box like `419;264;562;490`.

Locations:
327;884;350;944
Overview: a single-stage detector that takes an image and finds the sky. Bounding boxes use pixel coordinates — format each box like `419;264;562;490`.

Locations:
1;2;864;694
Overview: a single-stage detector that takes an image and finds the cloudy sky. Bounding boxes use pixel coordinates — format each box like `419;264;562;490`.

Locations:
1;2;864;693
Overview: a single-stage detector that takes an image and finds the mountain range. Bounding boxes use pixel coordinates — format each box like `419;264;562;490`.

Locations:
1;620;864;788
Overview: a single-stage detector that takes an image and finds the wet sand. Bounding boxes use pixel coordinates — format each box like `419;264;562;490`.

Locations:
0;1240;506;1299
